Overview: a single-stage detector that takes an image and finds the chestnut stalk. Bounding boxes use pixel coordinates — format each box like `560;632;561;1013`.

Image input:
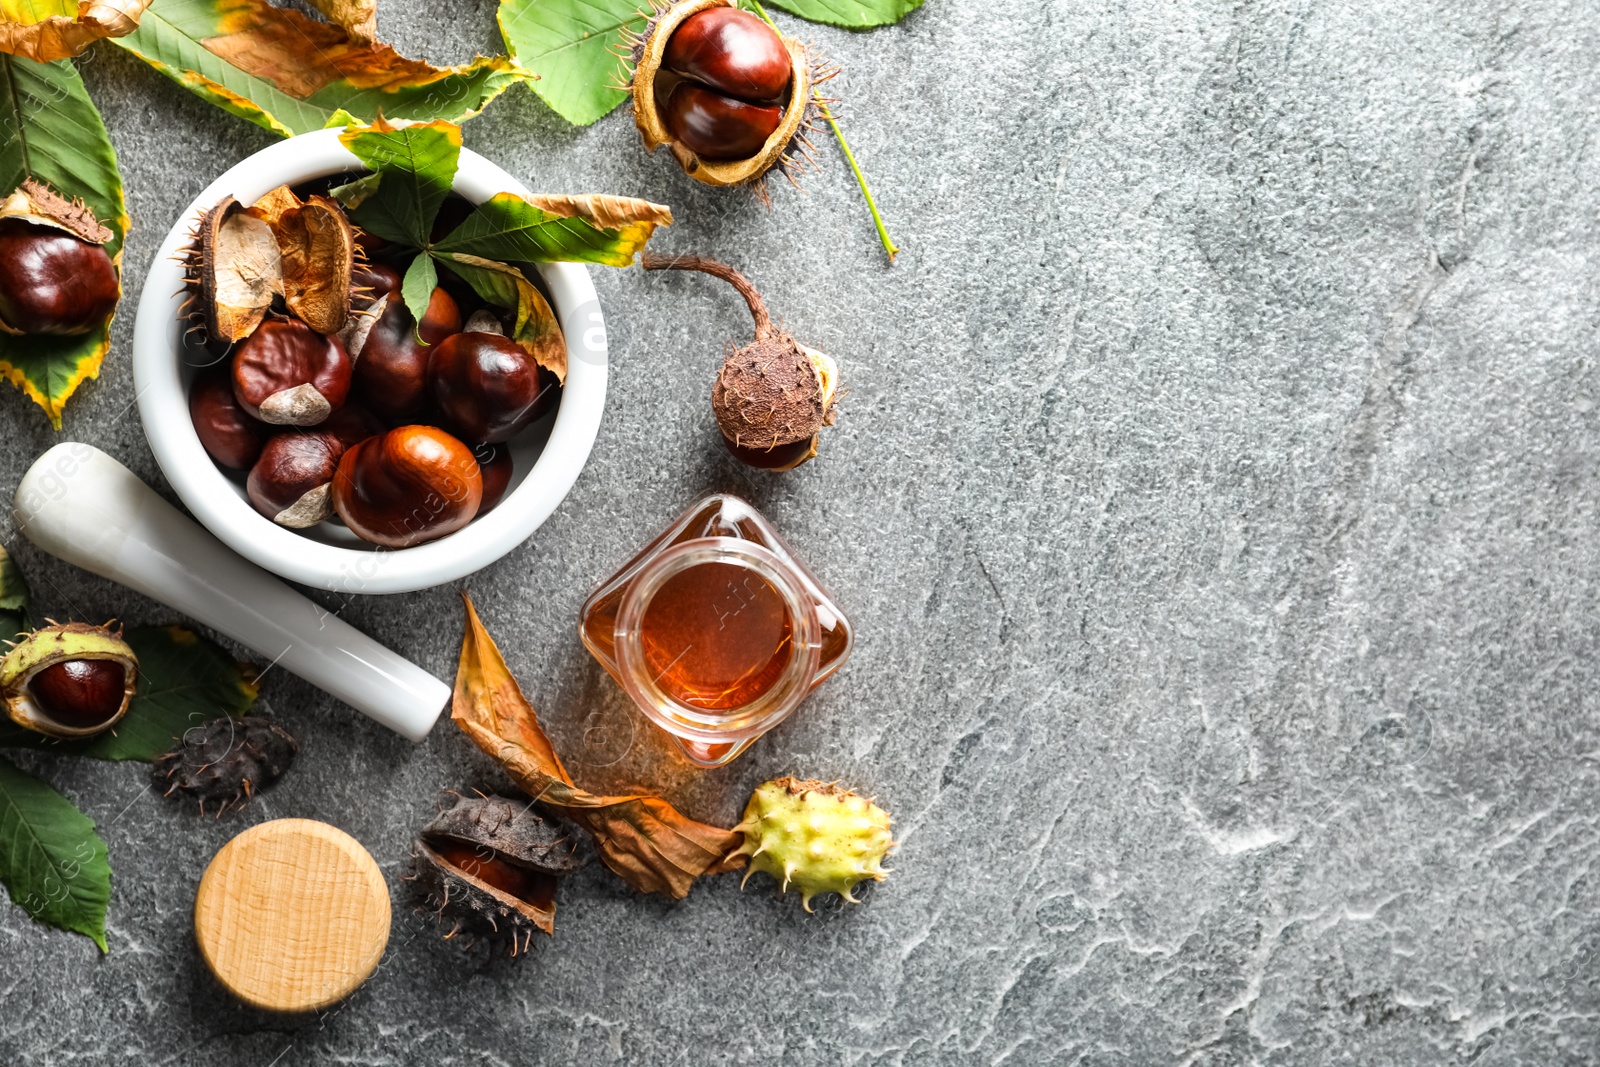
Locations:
333;426;484;548
640;252;838;470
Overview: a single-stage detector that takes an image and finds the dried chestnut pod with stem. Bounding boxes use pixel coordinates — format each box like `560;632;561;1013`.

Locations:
641;251;838;470
408;791;585;954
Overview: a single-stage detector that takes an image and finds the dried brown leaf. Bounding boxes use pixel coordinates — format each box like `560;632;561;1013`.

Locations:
304;0;375;40
453;594;743;899
0;0;151;62
519;193;675;231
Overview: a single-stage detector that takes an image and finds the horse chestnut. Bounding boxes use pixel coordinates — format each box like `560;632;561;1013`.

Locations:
333;425;483;548
246;406;381;527
232;318;352;426
190;369;269;469
430;332;561;445
662;83;783;162
0;218;119;336
664;7;791;102
476;443;514;515
31;659;128;729
350;285;461;422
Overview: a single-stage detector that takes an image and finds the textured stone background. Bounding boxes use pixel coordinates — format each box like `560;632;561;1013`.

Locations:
4;0;1600;1063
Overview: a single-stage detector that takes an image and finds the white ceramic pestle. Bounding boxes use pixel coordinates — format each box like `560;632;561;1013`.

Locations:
12;443;449;741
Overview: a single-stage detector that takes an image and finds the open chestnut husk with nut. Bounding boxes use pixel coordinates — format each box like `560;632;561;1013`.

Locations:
0;621;138;739
181;183;564;548
0;180;119;337
627;0;830;191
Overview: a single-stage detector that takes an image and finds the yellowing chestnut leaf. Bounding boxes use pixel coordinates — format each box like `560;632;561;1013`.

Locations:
111;0;527;137
0;55;127;428
432;191;672;268
0;0;150;61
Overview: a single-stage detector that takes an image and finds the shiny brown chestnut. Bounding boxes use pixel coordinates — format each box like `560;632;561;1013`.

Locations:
247;431;344;528
232;318;352;426
475;443;514;515
662;83;783;162
664;7;791;103
430;332;560;445
0;219;119;336
350;286;461;422
31;659;129;729
351;262;401;310
190;369;269;469
245;405;381;527
333;425;484;548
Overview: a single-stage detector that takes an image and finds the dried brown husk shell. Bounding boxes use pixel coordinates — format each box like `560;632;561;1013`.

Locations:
630;0;818;189
0;179;113;245
714;336;837;451
410;793;583;951
268;194;354;335
195;195;283;344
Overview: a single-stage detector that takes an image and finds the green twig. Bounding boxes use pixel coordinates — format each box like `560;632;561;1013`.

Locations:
747;0;899;263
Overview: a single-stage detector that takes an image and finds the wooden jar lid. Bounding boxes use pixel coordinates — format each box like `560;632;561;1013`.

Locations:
194;818;391;1013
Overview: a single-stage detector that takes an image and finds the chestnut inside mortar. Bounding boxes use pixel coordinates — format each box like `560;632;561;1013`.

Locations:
181;175;566;550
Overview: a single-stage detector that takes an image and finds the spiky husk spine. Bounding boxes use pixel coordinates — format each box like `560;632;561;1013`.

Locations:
731;777;893;911
151;714;299;815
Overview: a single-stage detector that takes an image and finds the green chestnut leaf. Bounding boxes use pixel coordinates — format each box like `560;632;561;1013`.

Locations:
336;119;462;250
0;755;111;952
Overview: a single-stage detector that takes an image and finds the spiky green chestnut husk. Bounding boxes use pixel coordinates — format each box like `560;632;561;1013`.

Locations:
732;777;893;911
0;621;138;739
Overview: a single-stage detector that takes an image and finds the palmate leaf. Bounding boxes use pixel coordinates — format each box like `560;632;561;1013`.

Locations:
0;755;111;951
0;54;127;428
433;191;670;267
497;0;644;126
111;0;527;138
759;0;923;29
0;0;150;61
336;119;461;247
0;626;259;761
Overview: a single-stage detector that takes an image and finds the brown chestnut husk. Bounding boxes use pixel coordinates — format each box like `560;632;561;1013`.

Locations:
0;180;119;337
152;714;299;816
332;425;484;548
430;331;561;445
641;252;838;469
627;0;829;191
190;369;269;470
348;285;461;422
181;185;357;347
408;792;585;952
232;317;353;426
0;621;138;739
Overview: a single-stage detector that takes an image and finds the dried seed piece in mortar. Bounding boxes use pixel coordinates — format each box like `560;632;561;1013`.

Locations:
151;714;299;816
640;252;838;470
185;195;282;346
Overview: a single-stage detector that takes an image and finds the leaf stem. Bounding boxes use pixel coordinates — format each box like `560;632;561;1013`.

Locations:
746;0;899;263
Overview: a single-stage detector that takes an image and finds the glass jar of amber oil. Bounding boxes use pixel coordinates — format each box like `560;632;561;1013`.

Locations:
580;495;852;767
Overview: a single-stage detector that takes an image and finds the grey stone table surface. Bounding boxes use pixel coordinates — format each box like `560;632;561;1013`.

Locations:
3;0;1599;1063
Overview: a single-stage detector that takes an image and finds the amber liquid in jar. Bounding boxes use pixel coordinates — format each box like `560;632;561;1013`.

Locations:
580;495;853;767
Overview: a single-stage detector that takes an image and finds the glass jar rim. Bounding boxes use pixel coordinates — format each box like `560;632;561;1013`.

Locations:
613;537;821;742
